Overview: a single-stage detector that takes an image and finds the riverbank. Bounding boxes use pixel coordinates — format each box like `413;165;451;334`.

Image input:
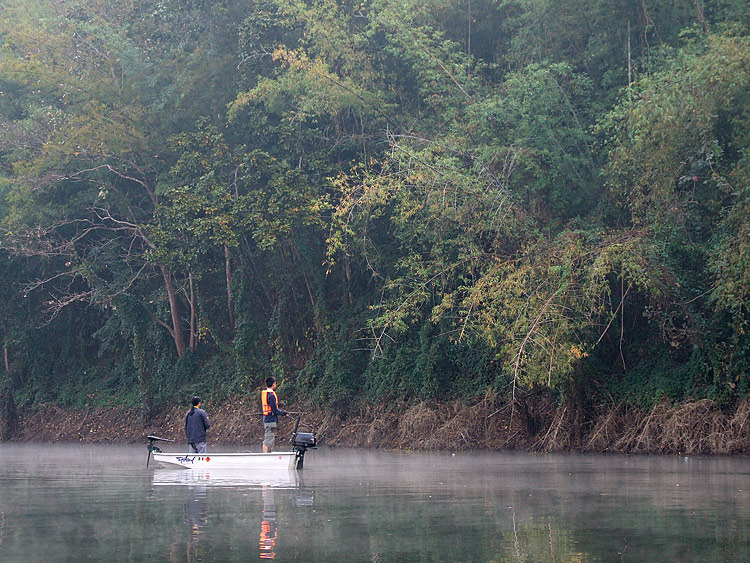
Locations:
7;395;750;455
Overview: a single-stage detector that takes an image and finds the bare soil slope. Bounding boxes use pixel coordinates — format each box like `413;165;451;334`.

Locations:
9;395;750;455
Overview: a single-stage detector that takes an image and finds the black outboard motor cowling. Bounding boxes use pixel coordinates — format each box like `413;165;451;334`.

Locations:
290;416;316;469
292;432;316;448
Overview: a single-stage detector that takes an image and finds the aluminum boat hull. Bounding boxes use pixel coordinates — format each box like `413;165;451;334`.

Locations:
153;451;297;470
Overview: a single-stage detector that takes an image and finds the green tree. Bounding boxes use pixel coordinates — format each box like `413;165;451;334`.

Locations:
0;0;240;358
602;32;750;398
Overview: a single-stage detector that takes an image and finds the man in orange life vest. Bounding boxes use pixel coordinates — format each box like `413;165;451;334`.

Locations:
261;376;287;453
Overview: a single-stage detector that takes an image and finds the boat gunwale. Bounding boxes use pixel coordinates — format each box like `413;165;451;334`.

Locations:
154;452;296;457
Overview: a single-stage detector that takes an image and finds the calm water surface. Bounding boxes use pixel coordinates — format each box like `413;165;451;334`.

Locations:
0;444;748;561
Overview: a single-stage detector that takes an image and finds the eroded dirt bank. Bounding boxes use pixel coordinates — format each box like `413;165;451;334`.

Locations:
6;395;750;455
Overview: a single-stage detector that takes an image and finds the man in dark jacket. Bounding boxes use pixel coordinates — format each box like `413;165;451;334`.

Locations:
185;396;210;453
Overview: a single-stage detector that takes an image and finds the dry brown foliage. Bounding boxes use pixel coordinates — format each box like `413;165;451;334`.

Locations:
7;396;750;456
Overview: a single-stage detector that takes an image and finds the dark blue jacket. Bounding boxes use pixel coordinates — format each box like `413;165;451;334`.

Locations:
185;407;210;443
262;390;286;424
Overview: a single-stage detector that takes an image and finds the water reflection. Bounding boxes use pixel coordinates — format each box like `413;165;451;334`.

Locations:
0;445;747;561
183;484;208;539
153;467;306;561
293;486;315;507
260;486;278;559
152;468;299;488
505;508;582;562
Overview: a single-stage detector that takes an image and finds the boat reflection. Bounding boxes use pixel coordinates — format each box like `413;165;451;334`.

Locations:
258;483;315;559
152;468;300;489
153;468;314;560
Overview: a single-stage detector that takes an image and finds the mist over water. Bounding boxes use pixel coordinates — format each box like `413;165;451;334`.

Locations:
0;444;747;561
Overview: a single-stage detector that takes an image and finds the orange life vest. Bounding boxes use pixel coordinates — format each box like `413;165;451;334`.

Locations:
261;388;278;416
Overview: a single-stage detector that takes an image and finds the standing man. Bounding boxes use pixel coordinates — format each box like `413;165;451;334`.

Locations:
261;377;286;453
185;396;210;453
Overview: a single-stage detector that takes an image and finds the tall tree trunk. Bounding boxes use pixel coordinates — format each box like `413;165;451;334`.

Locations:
0;318;17;441
161;266;186;357
225;244;235;330
189;273;197;353
240;235;274;317
344;255;354;307
291;244;322;335
694;0;708;32
132;330;153;420
1;318;7;374
0;387;17;442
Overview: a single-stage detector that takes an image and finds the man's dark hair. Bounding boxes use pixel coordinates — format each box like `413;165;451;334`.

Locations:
192;396;201;407
265;377;276;388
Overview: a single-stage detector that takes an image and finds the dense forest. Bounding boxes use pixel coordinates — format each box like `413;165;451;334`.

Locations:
1;0;749;445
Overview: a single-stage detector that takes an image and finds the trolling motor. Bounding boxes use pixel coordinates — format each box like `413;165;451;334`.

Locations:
290;416;316;469
146;435;174;467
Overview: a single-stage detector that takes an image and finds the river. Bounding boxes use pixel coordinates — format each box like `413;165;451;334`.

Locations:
0;444;747;561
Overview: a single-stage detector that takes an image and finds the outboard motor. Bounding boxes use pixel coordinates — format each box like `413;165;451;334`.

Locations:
145;435;174;467
290;416;317;469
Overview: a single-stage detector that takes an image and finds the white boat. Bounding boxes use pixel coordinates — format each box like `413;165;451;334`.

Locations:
146;418;317;470
152;451;297;470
